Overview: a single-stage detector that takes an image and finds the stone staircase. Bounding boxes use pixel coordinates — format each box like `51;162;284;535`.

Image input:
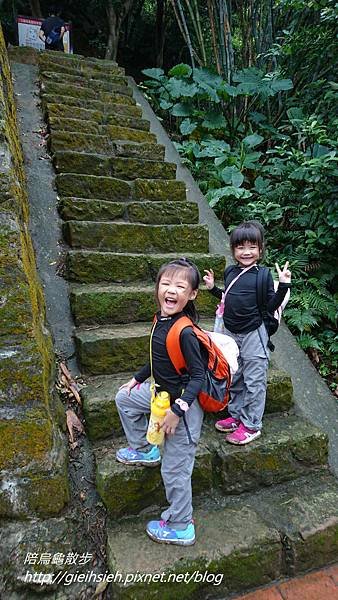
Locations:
38;51;338;598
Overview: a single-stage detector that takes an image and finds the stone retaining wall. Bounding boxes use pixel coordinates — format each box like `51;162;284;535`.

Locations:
0;27;69;517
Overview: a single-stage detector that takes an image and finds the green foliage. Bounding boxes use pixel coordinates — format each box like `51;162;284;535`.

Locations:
142;17;338;390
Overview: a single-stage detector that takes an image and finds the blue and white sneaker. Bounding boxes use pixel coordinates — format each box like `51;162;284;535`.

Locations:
146;519;195;546
116;446;161;467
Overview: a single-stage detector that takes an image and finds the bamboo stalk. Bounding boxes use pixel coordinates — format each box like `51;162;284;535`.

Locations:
207;0;222;75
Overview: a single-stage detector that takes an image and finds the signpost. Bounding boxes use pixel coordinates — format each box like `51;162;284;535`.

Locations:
17;16;72;53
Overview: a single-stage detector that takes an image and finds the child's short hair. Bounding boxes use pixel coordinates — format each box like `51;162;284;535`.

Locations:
230;220;265;258
155;258;200;322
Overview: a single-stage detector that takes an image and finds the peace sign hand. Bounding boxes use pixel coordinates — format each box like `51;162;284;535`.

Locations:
275;261;291;283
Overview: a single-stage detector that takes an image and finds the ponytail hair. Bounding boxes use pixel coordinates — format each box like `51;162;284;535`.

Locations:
155;258;200;323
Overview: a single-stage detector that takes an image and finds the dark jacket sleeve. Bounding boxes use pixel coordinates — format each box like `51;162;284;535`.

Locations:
266;270;291;313
134;363;151;383
171;327;206;417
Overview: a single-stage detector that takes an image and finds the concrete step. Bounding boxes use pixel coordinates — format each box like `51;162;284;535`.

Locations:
63;221;209;253
95;415;328;518
41;70;129;92
81;368;293;441
70;283;217;325
54;152;176;180
66;251;225;284
56;175;186;202
41;80;135;106
44;98;143;119
59;198;198;224
105;472;338;598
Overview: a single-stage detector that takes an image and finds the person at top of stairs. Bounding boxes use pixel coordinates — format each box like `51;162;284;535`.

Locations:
204;220;291;445
115;258;208;546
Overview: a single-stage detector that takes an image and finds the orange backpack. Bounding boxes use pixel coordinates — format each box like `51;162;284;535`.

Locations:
164;316;231;413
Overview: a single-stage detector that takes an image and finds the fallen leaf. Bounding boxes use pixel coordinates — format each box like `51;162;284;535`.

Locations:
66;409;84;443
60;362;72;382
92;581;108;597
69;382;82;404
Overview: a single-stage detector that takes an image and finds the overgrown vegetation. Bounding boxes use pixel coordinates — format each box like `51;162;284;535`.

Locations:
141;1;338;392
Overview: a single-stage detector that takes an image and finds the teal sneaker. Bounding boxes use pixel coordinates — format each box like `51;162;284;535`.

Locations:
146;520;195;546
116;445;161;467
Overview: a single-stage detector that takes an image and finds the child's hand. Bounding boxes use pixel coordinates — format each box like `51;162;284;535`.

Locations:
118;377;139;395
162;409;180;436
275;261;291;283
203;268;215;290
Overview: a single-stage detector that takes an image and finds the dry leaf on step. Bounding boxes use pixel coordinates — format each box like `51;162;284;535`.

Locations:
92;581;108;597
66;409;84;443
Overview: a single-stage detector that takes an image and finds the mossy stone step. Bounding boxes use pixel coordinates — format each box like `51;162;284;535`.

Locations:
70;283;217;325
106;124;157;144
49;116;100;135
112;141;164;161
110;157;176;181
41;82;135;106
106;473;338;598
47;109;150;132
50;129;156;152
95;416;327;518
56;174;185;202
56;173;131;201
50;131;111;154
63;221;209;253
81;369;293;441
39;53;125;76
66;251;225;284
54;152;175;180
41;70;129;91
59;198;198;224
44;97;142;118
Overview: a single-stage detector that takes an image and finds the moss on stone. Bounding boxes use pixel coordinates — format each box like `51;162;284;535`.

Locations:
46;103;103;123
63;221;209;253
41;70;129;93
106;125;156;144
0;413;53;469
110;157;176;181
134;178;187;201
127;200;198;224
113;142;165;161
56;173;131;201
50;131;110;154
54;151;110;176
66;251;225;284
48;116;100;135
59;197;125;222
107;113;150;131
266;368;293;413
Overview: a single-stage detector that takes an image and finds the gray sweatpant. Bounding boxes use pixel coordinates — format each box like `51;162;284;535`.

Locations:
115;381;204;529
224;323;269;431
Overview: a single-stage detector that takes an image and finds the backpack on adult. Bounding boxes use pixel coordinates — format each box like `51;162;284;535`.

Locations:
46;27;61;45
164;316;233;413
256;266;290;351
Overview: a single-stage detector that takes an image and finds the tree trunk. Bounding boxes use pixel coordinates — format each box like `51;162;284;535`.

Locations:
29;0;42;18
105;0;134;61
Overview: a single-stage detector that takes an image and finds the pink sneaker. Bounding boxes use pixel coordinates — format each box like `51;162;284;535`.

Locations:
226;423;261;445
215;416;240;433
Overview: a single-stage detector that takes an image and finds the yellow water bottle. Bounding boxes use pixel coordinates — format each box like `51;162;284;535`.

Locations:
146;389;171;445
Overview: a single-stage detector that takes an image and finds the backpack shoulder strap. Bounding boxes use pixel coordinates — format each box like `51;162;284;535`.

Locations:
166;316;193;374
256;266;269;316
